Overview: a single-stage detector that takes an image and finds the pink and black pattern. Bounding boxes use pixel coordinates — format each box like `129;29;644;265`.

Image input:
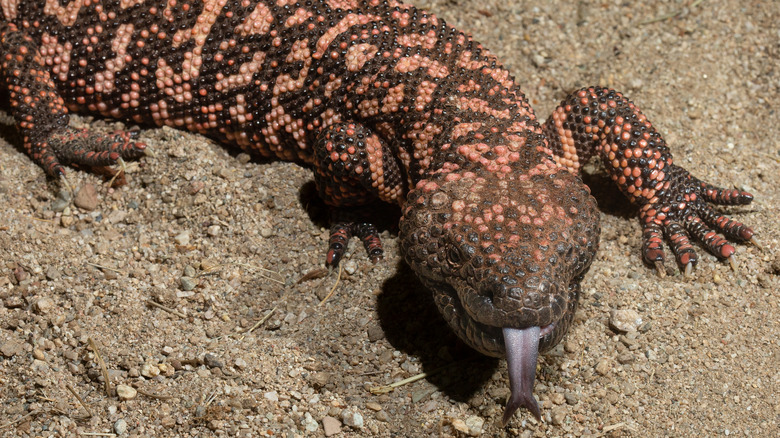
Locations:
0;0;757;425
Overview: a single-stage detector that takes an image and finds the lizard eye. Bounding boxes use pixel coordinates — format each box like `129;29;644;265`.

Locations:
446;246;464;268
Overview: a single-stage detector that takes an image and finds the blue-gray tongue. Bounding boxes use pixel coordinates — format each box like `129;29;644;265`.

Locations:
501;326;541;425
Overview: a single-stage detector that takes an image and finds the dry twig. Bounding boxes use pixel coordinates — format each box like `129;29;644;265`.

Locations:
88;338;112;397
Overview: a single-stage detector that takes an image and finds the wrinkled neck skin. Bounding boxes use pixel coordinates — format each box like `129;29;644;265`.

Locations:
399;147;600;423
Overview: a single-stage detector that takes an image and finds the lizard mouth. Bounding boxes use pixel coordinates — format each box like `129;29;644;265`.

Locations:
428;279;580;423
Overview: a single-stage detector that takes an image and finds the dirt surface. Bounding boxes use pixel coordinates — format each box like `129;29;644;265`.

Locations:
1;0;778;436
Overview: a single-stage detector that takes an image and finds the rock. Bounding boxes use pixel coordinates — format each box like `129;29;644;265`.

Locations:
1;340;23;358
32;359;50;372
303;412;318;432
140;361;160;378
45;266;61;280
35;297;55;314
365;402;382;412
343;260;357;275
234;358;247;369
116;384;137;401
4;296;24;309
550;406;567;426
564;392;579;405
341;408;364;429
263;391;278;402
74;184;98;211
203;353;223;369
550;392;566;405
114;419;128;435
179;276;198;291
207;225;221;236
464;416;484;436
451;418;469;435
51;197;69;212
609;309;642;333
174;232;191;245
107;209;127;223
595;357;613;376
322;416;341;436
617;352;636;364
366;325;384;342
311;372;330;389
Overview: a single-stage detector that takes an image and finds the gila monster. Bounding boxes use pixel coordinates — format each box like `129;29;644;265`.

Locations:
0;0;758;425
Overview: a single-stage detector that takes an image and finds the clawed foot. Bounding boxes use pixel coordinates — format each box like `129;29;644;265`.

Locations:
326;221;384;267
640;165;758;276
32;127;147;183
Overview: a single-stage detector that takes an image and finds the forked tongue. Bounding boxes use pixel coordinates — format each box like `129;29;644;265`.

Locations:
501;326;541;426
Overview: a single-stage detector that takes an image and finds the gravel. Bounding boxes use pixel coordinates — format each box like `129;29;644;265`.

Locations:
0;0;777;436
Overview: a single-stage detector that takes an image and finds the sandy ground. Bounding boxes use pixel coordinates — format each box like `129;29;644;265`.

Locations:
1;0;778;436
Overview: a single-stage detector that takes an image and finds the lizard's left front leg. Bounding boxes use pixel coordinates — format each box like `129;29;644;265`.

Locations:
312;122;407;266
543;87;756;274
0;23;147;182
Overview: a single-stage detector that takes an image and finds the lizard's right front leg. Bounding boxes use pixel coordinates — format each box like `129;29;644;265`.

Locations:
312;122;407;266
0;23;146;181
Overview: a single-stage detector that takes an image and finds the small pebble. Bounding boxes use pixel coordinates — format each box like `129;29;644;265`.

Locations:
116;384;137;401
366;325;384;342
61;215;75;227
203;353;223;369
35;297;54;314
595;357;612;376
74;184;98;211
264;391;278;402
207;225;221;236
1;341;23;358
303;412;318;432
33;349;45;360
375;410;390;422
551;406;567;426
311;372;330;389
188;181;205;194
322;416;341;436
45;266;61;280
564;392;579;405
464;416;484;436
365;402;382;411
174;232;191;246
141;361;160;378
114;419;128;435
451;419;470;435
617;353;635;364
341;408;364;429
51;197;69;212
550;392;565;405
180;276;198;291
343;260;357;275
234;358;247;369
609;309;642;333
108;209;127;224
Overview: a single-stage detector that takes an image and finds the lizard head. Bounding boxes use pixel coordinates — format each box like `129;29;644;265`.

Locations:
399;156;599;424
